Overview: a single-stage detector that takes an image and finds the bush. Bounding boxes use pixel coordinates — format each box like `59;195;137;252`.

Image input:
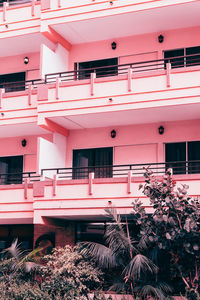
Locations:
0;244;103;300
132;168;200;299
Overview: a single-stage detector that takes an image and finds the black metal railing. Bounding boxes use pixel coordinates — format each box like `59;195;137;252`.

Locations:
1;53;200;93
41;160;200;180
0;171;40;185
0;78;45;93
45;53;200;84
0;0;39;6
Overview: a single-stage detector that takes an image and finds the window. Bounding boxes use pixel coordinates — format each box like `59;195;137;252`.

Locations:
0;72;25;92
186;46;200;67
165;142;200;174
76;58;118;80
165;142;186;174
164;46;200;69
164;48;184;68
73;147;113;179
0;156;23;184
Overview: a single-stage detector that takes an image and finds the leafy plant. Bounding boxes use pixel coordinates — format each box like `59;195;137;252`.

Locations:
80;207;171;299
132;168;200;299
0;241;103;300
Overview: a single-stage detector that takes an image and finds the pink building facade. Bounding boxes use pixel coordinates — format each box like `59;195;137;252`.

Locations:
0;0;200;249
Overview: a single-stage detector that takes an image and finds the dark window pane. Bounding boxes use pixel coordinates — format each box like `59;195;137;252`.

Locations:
0;72;25;92
188;141;200;174
73;148;113;179
165;143;186;174
76;222;105;243
78;58;118;79
186;46;200;67
164;49;184;69
0;156;23;184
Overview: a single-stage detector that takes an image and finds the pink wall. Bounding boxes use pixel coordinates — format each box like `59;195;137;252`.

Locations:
69;26;200;70
0;52;40;81
0;136;38;173
66;119;200;167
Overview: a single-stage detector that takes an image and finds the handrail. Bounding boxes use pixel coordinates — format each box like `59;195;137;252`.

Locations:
0;171;40;184
41;160;200;180
0;0;39;6
1;53;200;93
45;53;200;82
1;160;199;185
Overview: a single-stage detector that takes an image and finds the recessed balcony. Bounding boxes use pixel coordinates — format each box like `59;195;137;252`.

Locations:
37;53;200;128
32;160;200;222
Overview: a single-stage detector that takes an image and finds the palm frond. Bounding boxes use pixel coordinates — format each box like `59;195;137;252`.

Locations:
2;238;22;260
80;242;117;268
158;282;173;294
105;227;138;258
124;254;158;280
137;284;166;300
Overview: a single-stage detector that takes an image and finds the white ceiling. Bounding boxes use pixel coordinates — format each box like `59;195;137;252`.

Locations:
50;102;200;130
0;33;55;57
0;122;48;138
52;1;200;44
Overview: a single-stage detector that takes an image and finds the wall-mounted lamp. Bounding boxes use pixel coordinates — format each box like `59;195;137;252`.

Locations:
24;57;29;64
111;129;116;138
111;41;117;50
158;34;164;43
158;126;164;135
21;139;27;147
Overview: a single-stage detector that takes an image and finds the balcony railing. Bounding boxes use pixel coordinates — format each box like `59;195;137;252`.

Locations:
0;78;45;93
45;53;200;83
1;53;200;93
41;161;200;180
0;161;199;185
0;0;39;6
0;171;40;185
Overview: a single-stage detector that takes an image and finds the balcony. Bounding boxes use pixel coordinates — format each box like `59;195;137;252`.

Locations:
0;171;40;224
0;161;199;223
32;161;200;222
37;53;200;128
0;0;41;52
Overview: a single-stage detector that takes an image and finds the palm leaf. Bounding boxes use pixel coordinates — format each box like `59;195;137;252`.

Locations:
80;242;117;268
124;254;158;280
137;284;166;299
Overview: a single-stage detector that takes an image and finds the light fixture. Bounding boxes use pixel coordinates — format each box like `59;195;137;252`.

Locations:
111;41;117;50
158;34;164;43
111;129;116;138
24;57;29;64
158;126;164;135
21;139;27;147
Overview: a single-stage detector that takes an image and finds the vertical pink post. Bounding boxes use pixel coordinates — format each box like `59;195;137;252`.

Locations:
31;0;35;17
52;174;57;196
128;67;133;92
28;84;32;106
3;2;7;22
24;178;30;200
127;171;132;194
166;62;171;88
90;72;96;96
56;77;61;100
89;172;94;195
58;0;61;8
